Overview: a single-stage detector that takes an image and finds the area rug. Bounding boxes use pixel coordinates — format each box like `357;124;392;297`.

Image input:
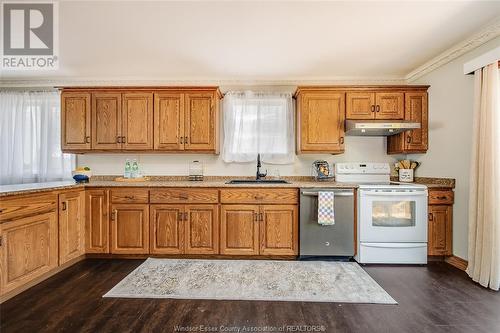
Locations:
103;258;396;304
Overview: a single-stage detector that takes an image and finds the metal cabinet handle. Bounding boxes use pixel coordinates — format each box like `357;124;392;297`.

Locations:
121;136;126;143
371;105;375;112
62;201;67;211
116;136;121;143
124;196;134;200
340;137;344;144
254;212;258;222
428;213;433;221
300;191;354;197
85;136;90;143
376;105;380;112
407;136;412;143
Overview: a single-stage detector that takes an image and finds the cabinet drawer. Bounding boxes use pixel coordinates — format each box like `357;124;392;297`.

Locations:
111;189;149;203
150;188;218;203
220;189;298;204
428;190;454;205
0;193;58;222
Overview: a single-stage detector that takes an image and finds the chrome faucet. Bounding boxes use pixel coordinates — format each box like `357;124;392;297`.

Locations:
256;154;267;180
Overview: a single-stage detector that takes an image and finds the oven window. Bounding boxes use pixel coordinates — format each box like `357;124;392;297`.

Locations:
372;201;416;227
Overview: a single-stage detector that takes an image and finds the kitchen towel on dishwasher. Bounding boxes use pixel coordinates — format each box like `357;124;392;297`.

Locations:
318;191;335;225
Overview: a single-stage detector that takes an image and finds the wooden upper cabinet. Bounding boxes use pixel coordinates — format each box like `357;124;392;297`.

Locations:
58;191;85;264
297;91;345;154
387;91;428;154
85;189;109;253
110;204;149;254
92;93;122;150
61;92;91;150
346;92;375;119
154;93;184;150
184;93;217;152
122;93;154;150
0;212;58;295
375;92;404;119
150;205;184;254
220;205;260;255
260;205;298;256
184;204;219;254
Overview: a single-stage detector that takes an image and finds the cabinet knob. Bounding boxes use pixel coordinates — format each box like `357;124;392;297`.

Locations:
85;136;90;143
340;137;344;144
371;105;375;112
116;136;121;143
376;105;380;112
184;136;188;144
122;136;126;143
407;136;412;144
180;137;184;144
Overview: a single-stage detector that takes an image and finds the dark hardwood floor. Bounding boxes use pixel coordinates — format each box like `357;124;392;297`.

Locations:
1;259;499;333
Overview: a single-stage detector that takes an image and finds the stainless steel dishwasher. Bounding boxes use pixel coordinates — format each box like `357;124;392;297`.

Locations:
299;188;355;259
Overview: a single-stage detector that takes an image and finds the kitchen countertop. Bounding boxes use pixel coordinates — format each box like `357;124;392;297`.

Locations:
0;176;455;197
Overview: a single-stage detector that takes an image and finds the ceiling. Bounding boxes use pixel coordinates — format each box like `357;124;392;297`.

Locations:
2;1;500;84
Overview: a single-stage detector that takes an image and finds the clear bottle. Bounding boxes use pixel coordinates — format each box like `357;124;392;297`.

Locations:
124;159;131;178
131;159;139;178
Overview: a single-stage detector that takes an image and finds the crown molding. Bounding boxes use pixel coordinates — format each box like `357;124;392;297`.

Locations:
405;17;500;82
0;76;406;89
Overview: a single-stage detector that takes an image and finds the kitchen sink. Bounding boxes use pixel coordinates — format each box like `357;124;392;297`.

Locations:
226;179;290;184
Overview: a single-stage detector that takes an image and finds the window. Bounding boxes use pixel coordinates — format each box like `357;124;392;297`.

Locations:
222;91;294;164
0;91;75;185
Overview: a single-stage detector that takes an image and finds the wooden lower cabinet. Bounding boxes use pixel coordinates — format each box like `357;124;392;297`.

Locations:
85;189;109;253
428;205;452;256
150;205;184;254
0;212;58;295
150;204;219;255
111;204;149;254
185;205;219;254
220;205;260;255
260;205;298;255
59;191;85;264
220;204;298;256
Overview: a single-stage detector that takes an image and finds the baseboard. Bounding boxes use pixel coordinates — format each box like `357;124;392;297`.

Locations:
86;253;298;260
445;255;468;271
0;254;86;303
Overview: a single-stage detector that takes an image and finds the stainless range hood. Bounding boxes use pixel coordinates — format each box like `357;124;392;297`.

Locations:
345;120;420;136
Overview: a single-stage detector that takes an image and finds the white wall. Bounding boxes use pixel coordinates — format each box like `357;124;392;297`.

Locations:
77;136;398;177
408;36;500;260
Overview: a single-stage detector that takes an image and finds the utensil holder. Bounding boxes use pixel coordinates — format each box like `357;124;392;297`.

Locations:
399;169;414;182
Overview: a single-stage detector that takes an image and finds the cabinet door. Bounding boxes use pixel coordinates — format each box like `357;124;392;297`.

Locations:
184;204;219;254
0;212;58;295
375;92;404;119
404;92;428;152
85;189;109;253
184;93;216;151
122;93;154;150
154;93;185;150
61;92;91;150
59;191;85;264
260;205;298;255
92;93;122;150
346;92;375;120
150;205;184;254
220;205;260;255
111;204;149;254
298;92;345;153
428;205;452;256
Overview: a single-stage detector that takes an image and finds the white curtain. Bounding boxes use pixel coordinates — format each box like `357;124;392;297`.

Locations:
0;90;75;185
222;91;295;164
467;62;500;291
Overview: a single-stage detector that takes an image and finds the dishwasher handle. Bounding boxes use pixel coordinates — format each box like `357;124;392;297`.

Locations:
300;191;353;197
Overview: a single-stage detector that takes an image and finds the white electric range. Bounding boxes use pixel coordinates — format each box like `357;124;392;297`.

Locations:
335;162;428;264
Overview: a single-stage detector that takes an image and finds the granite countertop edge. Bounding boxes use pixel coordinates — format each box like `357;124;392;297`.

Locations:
0;176;456;197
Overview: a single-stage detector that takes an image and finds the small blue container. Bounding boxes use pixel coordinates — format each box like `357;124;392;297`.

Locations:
73;174;89;183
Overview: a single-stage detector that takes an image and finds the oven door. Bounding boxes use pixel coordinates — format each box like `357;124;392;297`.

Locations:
359;189;428;243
